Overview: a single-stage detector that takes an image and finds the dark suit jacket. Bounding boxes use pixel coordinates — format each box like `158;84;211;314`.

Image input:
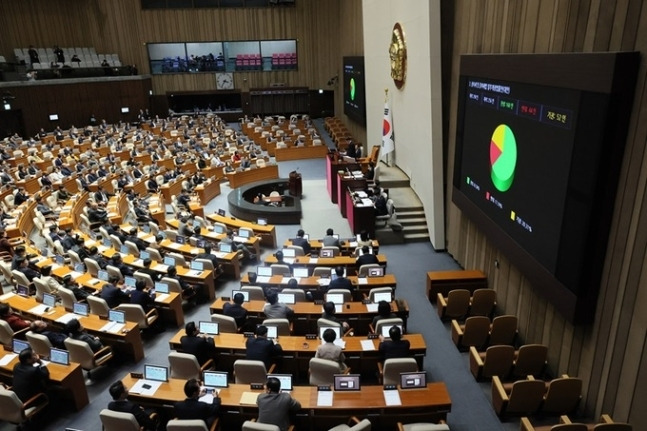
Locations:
12;362;49;402
100;284;129;308
291;237;311;255
130;289;155;312
328;276;354;292
180;334;216;365
108;399;156;430
246;336;282;368
223;302;248;327
174;397;220;426
356;253;379;269
378;339;411;360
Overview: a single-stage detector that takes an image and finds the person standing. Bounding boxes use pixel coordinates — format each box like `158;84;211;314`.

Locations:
256;377;301;431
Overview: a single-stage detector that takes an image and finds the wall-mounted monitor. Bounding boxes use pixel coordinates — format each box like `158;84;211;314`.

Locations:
452;52;639;323
342;56;366;125
121;107;130;113
49;114;59;121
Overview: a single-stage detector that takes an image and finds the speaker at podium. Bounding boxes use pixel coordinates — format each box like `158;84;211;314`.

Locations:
289;170;302;197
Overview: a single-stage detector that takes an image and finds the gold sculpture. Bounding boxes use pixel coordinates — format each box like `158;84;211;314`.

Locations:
389;23;406;88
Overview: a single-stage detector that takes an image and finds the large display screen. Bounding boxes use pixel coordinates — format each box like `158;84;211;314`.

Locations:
343;56;366;125
452;53;639;323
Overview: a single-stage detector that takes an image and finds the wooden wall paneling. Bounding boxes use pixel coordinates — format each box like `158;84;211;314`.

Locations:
620;0;643;50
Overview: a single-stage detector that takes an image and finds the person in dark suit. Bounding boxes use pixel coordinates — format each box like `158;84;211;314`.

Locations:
245;325;283;368
180;321;216;366
327;266;354;292
130;280;156;312
223;292;248;328
108;380;158;430
321;301;350;332
378;325;410;360
64;318;104;352
372;300;396;328
112;254;134;277
139;258;161;283
100;276;129;308
195;244;221;271
14;187;29;206
16;257;41;282
146;177;159;193
174;378;220;427
94;185;111;203
12;348;49;403
356;245;379;269
291;229;311;255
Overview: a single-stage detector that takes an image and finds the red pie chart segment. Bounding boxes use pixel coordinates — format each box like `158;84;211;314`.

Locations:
489;124;517;192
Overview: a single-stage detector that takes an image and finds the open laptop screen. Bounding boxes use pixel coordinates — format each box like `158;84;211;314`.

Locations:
163;256;176;266
154;282;169;294
277;293;295;304
73;302;89;316
109;310;125;323
368;267;384;277
373;292;392;303
325;293;345;304
282;248;296;258
144;364;169;382
203;371;228;388
98;269;109;281
293;267;308;278
12;339;29;354
219;243;232;253
231;290;250;302
267;373;293;391
257;266;272;277
334;374;361;391
124;276;137;288
42;293;56;308
199;321;219;335
50;348;70;365
319;326;341;340
190;261;204;271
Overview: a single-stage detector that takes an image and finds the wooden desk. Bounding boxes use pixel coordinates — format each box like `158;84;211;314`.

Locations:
0;293;145;362
121;378;449;430
207;214;277;248
209;297;408;335
263;255;387;276
346;189;376;237
0;346;89;411
195;179;221;203
274;145;328;161
283;239;380;256
166;219;261;258
426;270;488;302
226;164;279;189
160;176;185;202
326;154;360;204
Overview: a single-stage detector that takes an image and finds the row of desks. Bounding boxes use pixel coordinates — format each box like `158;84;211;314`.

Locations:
263;255;387;276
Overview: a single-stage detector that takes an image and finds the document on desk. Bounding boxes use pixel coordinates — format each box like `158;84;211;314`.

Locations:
317;390;333;406
360;339;376;351
309;258;318;264
257;276;271;283
153;264;169;272
167;243;182;250
154;293;170;302
317;278;330;287
99;321;125;333
0;353;17;366
360;198;374;206
283;258;295;264
383;390;402;406
333;339;346;349
239;391;260;405
358;277;368;285
56;313;79;324
355;191;368;198
199;393;215;404
190;248;201;254
214;253;227;259
29;304;49;315
365;303;378;312
129;379;163;396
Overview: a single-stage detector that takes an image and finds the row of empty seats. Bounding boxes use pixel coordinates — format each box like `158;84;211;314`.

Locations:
13;46;121;67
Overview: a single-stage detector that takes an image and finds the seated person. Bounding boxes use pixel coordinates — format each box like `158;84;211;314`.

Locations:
378;325;411;360
223;292;248;328
180;321;216;366
64;318;104;352
291;229;311;255
256;377;301;431
195;244;222;273
322;228;341;248
263;290;293;320
245;324;283;368
321;301;349;332
16;256;41;282
0;303;30;331
356;245;379;269
12;348;49;404
327;266;354;292
273;249;292;271
356;230;372;250
222;230;255;261
39;265;64;294
100;275;129;308
108;381;158;431
167;265;201;299
112;254;134;277
316;328;347;372
87;202;109;224
372;300;396;328
174;378;220;428
139;258;161;282
130;280;156;312
30;320;67;349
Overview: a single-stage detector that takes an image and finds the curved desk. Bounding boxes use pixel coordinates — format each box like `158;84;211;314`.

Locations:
226;164;279;189
227;179;302;224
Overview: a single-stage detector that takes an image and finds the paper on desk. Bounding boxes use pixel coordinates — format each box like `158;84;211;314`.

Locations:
358;277;368;285
155;293;170;302
333;339;346;349
199;393;214;404
190;248;200;254
56;313;78;324
129;379;163;396
0;353;17;366
0;292;15;301
283;258;295;264
257;276;271;283
383;390;402;406
355;191;368;198
99;321;125;333
349;241;358;248
239;391;260;405
309;258;318;264
29;304;49;315
317;278;330;287
361;198;374;206
214;253;227;259
365;303;378;312
168;243;182;250
153;264;169;272
360;339;376;351
317;391;333;406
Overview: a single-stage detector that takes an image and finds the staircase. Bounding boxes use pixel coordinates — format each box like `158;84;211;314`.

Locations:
396;206;430;242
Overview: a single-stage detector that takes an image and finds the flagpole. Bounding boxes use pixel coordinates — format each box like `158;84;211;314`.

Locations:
383;88;392;167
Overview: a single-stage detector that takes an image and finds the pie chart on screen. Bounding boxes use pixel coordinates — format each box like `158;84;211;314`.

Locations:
490;124;517;192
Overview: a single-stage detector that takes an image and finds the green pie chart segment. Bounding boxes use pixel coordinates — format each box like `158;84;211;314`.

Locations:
350;78;356;100
489;124;517;192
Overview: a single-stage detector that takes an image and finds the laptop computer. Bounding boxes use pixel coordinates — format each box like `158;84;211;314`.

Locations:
203;371;228;389
293;267;308;278
163;256;176;266
16;284;29;297
320;249;334;258
190;261;204;271
219;243;232;253
218;209;226;217
139;250;150;260
124;276;137;288
154;282;169;294
278;293;295;304
334;374;361;391
73;302;89;316
141;224;151;234
199;321;219;335
257;218;267;226
176;236;186;245
109;309;126;324
120;245;130;255
12;339;29;354
267;374;293;391
373;292;392;303
55;255;65;266
238;229;250;239
368;267;384;277
196;239;206;248
144;364;169;382
213;224;225;234
319;326;341;340
265;326;278;339
325;293;345;305
98;269;109;281
50;348;70;365
257;266;272;277
400;372;427;389
42;292;56;308
231;290;250;302
282;248;296;258
381;324;404;338
74;263;85;273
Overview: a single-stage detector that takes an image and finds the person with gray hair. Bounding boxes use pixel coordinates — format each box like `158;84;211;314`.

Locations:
256;377;301;431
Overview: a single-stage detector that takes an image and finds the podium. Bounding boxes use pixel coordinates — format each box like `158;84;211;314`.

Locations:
289;170;302;197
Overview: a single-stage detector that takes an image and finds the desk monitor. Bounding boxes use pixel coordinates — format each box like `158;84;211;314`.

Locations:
400;372;427;389
144;364;169;382
257;266;272;277
231;290;249;302
120;245;130;255
102;238;112;248
193;218;202;229
141;225;151;234
176;236;186;245
74;263;85;273
55;255;65;265
319;326;341;340
257;218;268;226
368;267;384;277
42;293;56;308
267;373;293;391
373;292;392;303
320;249;334;258
12;339;29;354
190;261;204;271
334;374;361;391
196;239;206;248
203;371;228;388
218;209;226;216
213;224;225;234
325;293;345;305
163;256;176;266
265;326;278;339
381;324;404;338
73;302;89;316
139;250;150;260
50;348;70;365
282;248;296;258
278;293;295;304
98;270;109;281
109;310;125;324
219;243;232;253
293;267;308;278
124;276;137;288
199;321;219;335
154;282;169;294
239;229;250;239
16;285;29;297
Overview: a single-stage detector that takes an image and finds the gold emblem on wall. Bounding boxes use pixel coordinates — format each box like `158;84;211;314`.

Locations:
389;22;406;89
